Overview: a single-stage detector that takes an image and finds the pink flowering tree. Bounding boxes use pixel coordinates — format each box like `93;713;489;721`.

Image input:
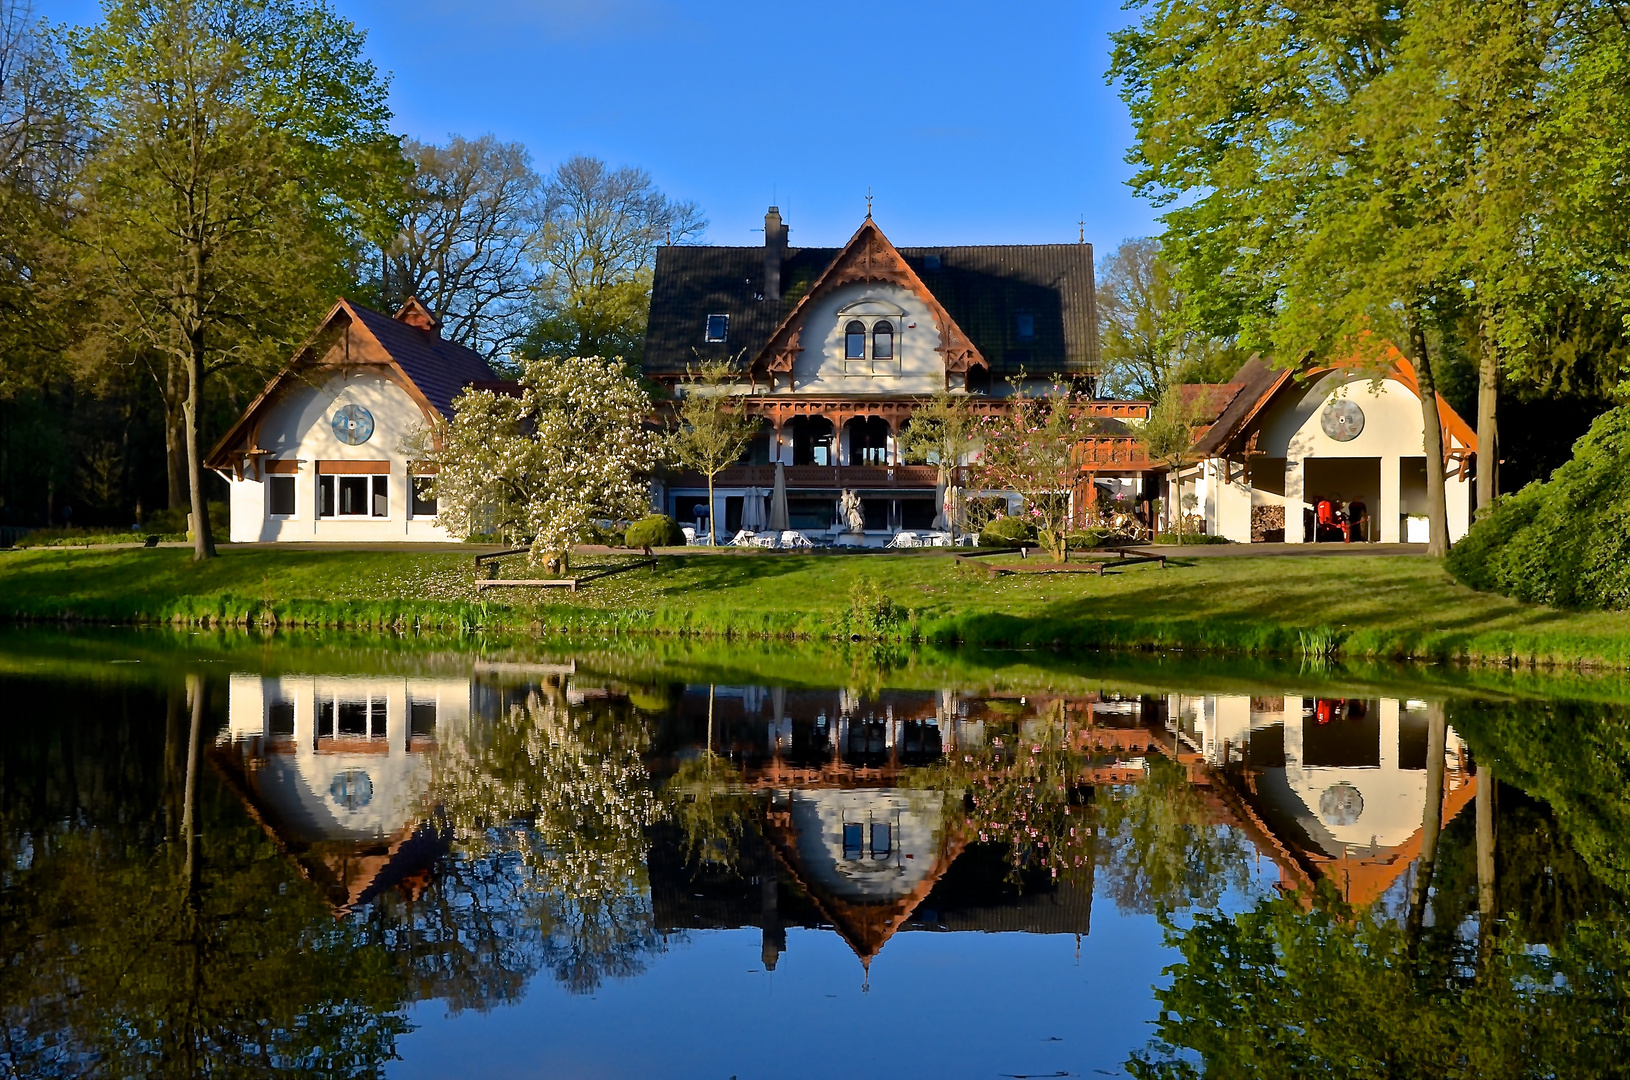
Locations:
971;381;1101;561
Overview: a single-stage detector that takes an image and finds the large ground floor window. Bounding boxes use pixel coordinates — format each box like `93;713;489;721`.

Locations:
319;473;389;518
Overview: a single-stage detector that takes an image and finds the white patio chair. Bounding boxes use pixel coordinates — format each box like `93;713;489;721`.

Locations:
886;532;920;549
780;530;814;549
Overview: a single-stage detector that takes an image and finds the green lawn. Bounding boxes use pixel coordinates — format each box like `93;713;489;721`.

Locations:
2;544;1627;667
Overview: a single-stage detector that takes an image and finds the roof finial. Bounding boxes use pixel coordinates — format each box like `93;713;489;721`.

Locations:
866;186;873;219
1078;216;1086;244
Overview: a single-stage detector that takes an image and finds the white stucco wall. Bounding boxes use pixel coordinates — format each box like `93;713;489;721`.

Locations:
788;282;946;395
1180;692;1466;856
225;370;454;543
1207;372;1474;543
225;673;470;845
786;787;947;903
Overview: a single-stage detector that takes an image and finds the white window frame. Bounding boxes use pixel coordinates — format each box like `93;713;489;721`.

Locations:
319;473;389;519
835;300;907;379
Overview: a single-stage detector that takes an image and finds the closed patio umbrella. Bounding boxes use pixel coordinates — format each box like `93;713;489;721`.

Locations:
742;486;765;532
931;474;948;530
767;463;790;532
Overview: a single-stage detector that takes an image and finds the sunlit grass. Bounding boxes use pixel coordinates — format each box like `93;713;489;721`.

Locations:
3;545;1629;666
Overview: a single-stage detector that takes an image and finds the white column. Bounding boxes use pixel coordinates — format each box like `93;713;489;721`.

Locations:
1379;456;1401;542
1380;698;1400;772
1284;458;1305;543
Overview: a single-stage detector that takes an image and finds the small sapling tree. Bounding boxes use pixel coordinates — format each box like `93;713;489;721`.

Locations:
666;359;759;545
1141;384;1212;542
972;380;1100;562
897;389;980;544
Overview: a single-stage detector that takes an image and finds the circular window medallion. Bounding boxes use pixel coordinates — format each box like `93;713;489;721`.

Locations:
332;403;375;445
329;769;374;810
1318;782;1365;827
1321;399;1365;442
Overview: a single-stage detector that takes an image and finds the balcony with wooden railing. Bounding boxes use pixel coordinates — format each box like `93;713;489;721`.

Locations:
669;464;945;490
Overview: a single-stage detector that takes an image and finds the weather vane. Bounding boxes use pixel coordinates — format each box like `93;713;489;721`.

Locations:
866;186;873;219
1079;216;1086;244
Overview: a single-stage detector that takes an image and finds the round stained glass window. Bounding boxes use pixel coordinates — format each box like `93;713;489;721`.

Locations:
332;403;375;445
1321;399;1365;442
329;769;374;810
1318;782;1365;827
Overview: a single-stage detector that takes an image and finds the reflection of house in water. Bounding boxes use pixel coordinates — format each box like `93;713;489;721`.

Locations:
1172;692;1476;905
212;668;1479;975
213;673;469;911
649;685;1154;968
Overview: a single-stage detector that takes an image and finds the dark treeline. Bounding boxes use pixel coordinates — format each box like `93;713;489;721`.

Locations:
0;0;703;549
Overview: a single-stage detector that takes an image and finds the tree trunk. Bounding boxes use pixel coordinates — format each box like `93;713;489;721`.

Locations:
1406;702;1447;950
1476;315;1500;512
184;233;215;560
1477;763;1497;924
706;472;716;546
183;341;215;560
165;356;187;509
180;672;204;891
1409;315;1451;556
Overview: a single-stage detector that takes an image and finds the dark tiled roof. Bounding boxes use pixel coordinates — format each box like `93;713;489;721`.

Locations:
349;302;498;417
1189;356;1291;457
644;242;1098;379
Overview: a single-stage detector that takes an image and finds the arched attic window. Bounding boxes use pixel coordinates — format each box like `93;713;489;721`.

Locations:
872;321;894;373
845;320;867;374
845;321;866;358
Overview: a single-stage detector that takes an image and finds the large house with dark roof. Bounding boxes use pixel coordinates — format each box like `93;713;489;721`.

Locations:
645;208;1152;539
206;297;498;543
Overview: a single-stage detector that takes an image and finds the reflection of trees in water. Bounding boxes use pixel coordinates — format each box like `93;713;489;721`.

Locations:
1128;787;1630;1079
0;681;408;1079
937;705;1097;888
1097;754;1253;915
421;682;666;995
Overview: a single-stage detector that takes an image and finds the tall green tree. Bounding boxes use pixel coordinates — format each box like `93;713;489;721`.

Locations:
380;134;542;357
67;0;399;558
523;155;705;365
666;359;759;545
1111;0;1630;552
1097;237;1238;399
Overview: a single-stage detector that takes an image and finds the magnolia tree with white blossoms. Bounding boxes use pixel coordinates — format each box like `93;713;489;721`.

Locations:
416;354;661;568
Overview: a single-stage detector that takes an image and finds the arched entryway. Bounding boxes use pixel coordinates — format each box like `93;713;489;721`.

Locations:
789;415;835;466
845;416;891;465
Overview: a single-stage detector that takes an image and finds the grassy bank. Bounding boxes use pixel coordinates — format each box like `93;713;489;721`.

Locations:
4;544;1630;667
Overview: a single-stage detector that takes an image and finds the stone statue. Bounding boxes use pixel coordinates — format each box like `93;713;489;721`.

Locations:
838;489;865;533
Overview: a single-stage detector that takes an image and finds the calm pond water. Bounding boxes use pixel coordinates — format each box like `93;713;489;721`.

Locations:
3;629;1628;1079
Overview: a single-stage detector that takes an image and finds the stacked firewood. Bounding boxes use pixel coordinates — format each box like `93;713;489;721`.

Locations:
1251;505;1286;543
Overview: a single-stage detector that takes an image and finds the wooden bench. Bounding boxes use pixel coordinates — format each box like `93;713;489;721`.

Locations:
472;555;658;591
953;548;1167;578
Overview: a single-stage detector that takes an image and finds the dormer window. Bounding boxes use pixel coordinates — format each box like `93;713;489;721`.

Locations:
705;313;729;342
839;301;905;377
1016;312;1035;341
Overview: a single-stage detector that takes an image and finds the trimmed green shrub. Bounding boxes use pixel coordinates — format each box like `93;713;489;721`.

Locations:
1447;405;1630;609
979;515;1036;547
624;513;685;548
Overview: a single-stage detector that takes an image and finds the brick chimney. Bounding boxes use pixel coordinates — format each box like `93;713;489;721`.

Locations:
763;206;787;301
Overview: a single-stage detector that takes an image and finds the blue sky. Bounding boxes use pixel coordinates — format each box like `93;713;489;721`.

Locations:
40;0;1160;252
